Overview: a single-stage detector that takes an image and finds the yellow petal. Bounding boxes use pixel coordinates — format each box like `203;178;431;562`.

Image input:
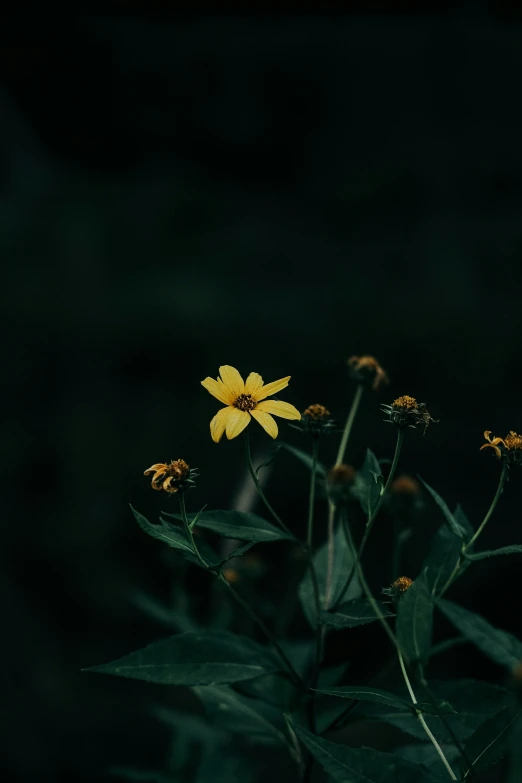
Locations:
143;463;167;475
255;375;291;401
226;408;251;439
219;365;245;397
210;406;234;443
251;408;278;438
201;377;234;405
256;400;301;420
245;371;264;395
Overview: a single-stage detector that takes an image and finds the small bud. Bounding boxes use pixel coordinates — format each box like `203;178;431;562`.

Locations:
390;475;421;496
327;463;357;505
292;403;338;437
382;576;414;603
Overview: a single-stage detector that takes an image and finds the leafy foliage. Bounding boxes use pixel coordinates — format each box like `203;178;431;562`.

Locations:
397;571;433;666
322;598;393;629
353;449;383;518
163;509;296;542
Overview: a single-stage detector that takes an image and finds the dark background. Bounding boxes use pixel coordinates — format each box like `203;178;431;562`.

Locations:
3;5;522;782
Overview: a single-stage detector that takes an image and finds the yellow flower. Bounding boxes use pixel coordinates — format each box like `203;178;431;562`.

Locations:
391;576;414;593
143;459;196;493
481;430;522;467
201;365;301;442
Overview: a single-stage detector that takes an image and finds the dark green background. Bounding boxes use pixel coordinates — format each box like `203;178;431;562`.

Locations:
3;7;522;781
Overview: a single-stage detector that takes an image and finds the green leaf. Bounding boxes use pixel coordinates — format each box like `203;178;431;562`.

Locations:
396;743;461;770
131;505;194;553
299;524;362;628
454;504;473;538
321;599;393;629
194;686;291;749
164;509;295;542
313;686;414;712
422;523;462;594
291;722;445;782
353;449;383;519
215;541;257;567
418;479;468;541
280;442;327;476
438;599;522;670
465;545;522;561
460;704;521;779
397;571;433;665
189;504;208;530
84;630;279;686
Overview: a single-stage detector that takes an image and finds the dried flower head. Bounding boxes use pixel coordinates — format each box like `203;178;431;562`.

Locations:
143;459;198;494
201;365;300;442
294;403;338;437
390;475;421;496
348;355;389;391
381;395;437;435
481;430;522;469
382;575;414;601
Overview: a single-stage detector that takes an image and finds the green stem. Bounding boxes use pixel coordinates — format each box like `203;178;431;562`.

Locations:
438;463;508;597
307;438;324;734
179;492;208;569
397;650;457;780
332;429;405;611
324;500;336;609
219;574;303;688
335;383;364;467
243;428;293;537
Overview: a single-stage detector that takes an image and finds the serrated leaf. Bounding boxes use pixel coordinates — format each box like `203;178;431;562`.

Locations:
314;685;414;712
163;509;295;542
438;599;522;670
465;545;522;561
418;479;468;541
291;722;445;782
131;505;194;553
461;704;521;779
299;524;362;628
194;686;290;749
353;449;383;519
321;599;393;629
397;571;433;665
280;442;327;477
84;630;279;686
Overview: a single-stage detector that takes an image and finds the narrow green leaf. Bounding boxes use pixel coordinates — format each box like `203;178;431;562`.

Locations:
353;449;383;519
215;541;257;567
321;599;393;629
313;685;414;712
84;630;279;686
422;523;462;594
396;743;461;770
280;442;327;476
163;509;295;542
438;599;522;670
194;685;291;749
299;524;362;628
291;722;445;782
397;571;433;665
418;478;468;541
465;545;522;561
454;504;473;538
461;705;521;779
189;504;207;530
131;505;193;553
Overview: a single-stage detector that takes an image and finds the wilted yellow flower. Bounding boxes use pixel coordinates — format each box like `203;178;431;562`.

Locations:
481;430;522;467
201;365;300;442
143;459;197;493
348;355;389;391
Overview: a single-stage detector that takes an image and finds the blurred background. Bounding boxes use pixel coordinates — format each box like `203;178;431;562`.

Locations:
3;4;522;781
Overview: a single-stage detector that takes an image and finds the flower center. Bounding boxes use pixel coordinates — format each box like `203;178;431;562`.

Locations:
505;432;522;451
234;393;257;412
393;395;417;410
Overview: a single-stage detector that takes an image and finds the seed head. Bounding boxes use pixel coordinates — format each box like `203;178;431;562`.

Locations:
381;395;437;435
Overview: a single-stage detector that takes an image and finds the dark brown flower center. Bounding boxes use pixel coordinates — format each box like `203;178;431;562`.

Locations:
234;393;257;412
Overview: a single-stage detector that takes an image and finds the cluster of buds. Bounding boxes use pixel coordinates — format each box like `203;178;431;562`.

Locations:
348;355;389;391
294;404;338;438
143;459;198;494
381;395;437;435
481;430;522;470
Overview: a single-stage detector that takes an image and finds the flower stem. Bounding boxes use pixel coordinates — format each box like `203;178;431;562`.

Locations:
243;428;294;538
332;429;404;611
324;500;336;609
397;650;457;780
306;438;324;734
219;574;303;687
179;492;208;570
438;462;508;597
335;383;364;467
